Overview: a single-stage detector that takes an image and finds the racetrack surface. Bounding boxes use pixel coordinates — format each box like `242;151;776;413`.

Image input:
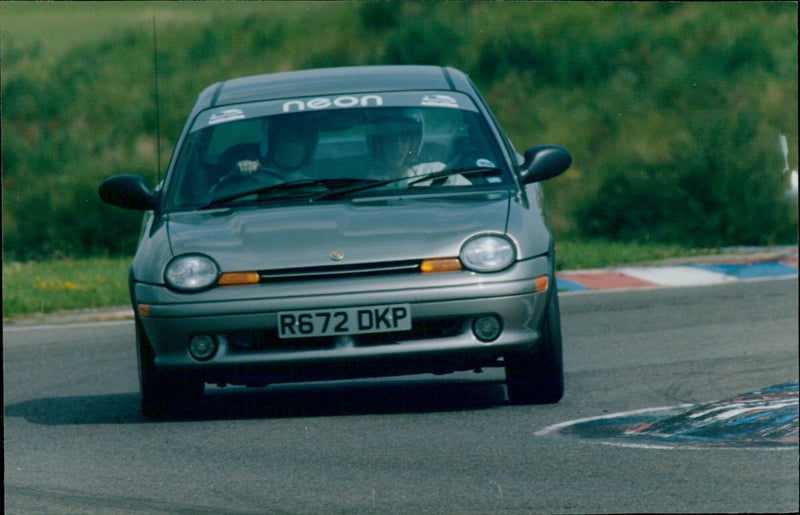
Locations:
4;277;798;513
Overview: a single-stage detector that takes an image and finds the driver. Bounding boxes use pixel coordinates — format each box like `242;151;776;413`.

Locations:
366;109;469;186
235;114;318;181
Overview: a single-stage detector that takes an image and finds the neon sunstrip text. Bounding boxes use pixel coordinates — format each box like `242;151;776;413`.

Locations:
283;95;383;112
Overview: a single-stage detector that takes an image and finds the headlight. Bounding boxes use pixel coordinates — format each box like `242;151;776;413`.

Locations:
460;235;516;272
164;254;219;291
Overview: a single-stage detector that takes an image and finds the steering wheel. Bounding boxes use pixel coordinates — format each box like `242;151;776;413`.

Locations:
253;166;284;181
211;166;284;194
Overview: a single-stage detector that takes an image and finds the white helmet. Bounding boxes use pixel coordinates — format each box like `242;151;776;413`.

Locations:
367;109;424;164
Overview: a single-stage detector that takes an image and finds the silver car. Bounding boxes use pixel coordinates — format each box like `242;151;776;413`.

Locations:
99;65;571;418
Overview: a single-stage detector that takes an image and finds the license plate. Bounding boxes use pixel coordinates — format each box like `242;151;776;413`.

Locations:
277;304;411;339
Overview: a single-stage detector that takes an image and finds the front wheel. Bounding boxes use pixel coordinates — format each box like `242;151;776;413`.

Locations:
136;316;204;419
505;291;564;404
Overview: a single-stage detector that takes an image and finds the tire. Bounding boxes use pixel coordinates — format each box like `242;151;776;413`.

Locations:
505;290;564;404
136;316;204;419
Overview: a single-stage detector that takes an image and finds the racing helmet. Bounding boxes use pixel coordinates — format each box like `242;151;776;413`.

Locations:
367;108;424;164
260;113;319;170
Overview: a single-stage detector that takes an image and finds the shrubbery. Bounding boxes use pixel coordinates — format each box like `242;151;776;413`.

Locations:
579;111;796;246
2;2;796;260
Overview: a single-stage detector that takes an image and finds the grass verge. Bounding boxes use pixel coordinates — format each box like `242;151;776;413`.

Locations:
554;239;716;270
3;257;131;319
1;240;719;319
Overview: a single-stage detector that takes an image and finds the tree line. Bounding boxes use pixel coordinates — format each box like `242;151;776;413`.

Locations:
2;2;796;260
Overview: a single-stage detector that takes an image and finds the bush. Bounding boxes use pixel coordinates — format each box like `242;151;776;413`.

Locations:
382;17;461;66
578;112;797;246
1;2;797;260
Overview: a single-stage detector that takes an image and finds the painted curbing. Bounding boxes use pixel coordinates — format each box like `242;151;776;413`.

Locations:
557;252;798;292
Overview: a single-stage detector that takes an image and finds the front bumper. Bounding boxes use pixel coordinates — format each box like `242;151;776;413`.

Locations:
135;256;552;385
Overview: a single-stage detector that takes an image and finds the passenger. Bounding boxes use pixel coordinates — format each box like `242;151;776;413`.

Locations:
366;109;469;186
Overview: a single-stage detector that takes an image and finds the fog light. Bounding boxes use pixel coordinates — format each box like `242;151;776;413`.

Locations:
189;335;218;361
472;315;502;342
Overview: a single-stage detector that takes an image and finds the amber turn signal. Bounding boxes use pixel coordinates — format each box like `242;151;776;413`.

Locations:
218;271;260;286
420;258;463;273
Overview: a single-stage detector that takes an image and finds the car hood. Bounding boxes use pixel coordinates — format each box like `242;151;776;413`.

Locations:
166;192;511;271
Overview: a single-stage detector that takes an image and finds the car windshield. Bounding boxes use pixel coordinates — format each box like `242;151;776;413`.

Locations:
164;92;512;210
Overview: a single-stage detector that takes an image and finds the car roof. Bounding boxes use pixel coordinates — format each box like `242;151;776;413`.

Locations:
197;65;473;110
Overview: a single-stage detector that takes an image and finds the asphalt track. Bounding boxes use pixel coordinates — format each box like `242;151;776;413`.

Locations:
3;254;798;513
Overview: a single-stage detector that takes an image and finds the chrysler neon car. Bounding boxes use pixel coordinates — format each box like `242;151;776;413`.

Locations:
99;65;571;418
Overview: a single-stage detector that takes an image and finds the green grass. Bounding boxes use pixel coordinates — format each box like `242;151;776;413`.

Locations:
554;239;714;271
1;241;716;319
3;257;131;319
1;1;270;67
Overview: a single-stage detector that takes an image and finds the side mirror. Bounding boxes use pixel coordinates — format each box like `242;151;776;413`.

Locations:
98;174;158;211
520;145;571;184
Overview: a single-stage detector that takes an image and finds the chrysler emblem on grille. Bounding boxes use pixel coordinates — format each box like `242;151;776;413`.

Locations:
330;251;344;261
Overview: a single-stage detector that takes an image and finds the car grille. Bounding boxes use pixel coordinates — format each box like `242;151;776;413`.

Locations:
224;317;467;353
258;260;422;282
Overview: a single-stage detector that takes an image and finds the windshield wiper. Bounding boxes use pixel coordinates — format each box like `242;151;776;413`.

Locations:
408;166;503;186
201;178;377;209
310;166;503;202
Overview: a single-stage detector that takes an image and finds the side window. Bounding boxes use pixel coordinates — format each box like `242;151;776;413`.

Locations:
169;119;263;207
205;118;262;165
170;130;212;206
444;112;505;170
420;110;466;164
